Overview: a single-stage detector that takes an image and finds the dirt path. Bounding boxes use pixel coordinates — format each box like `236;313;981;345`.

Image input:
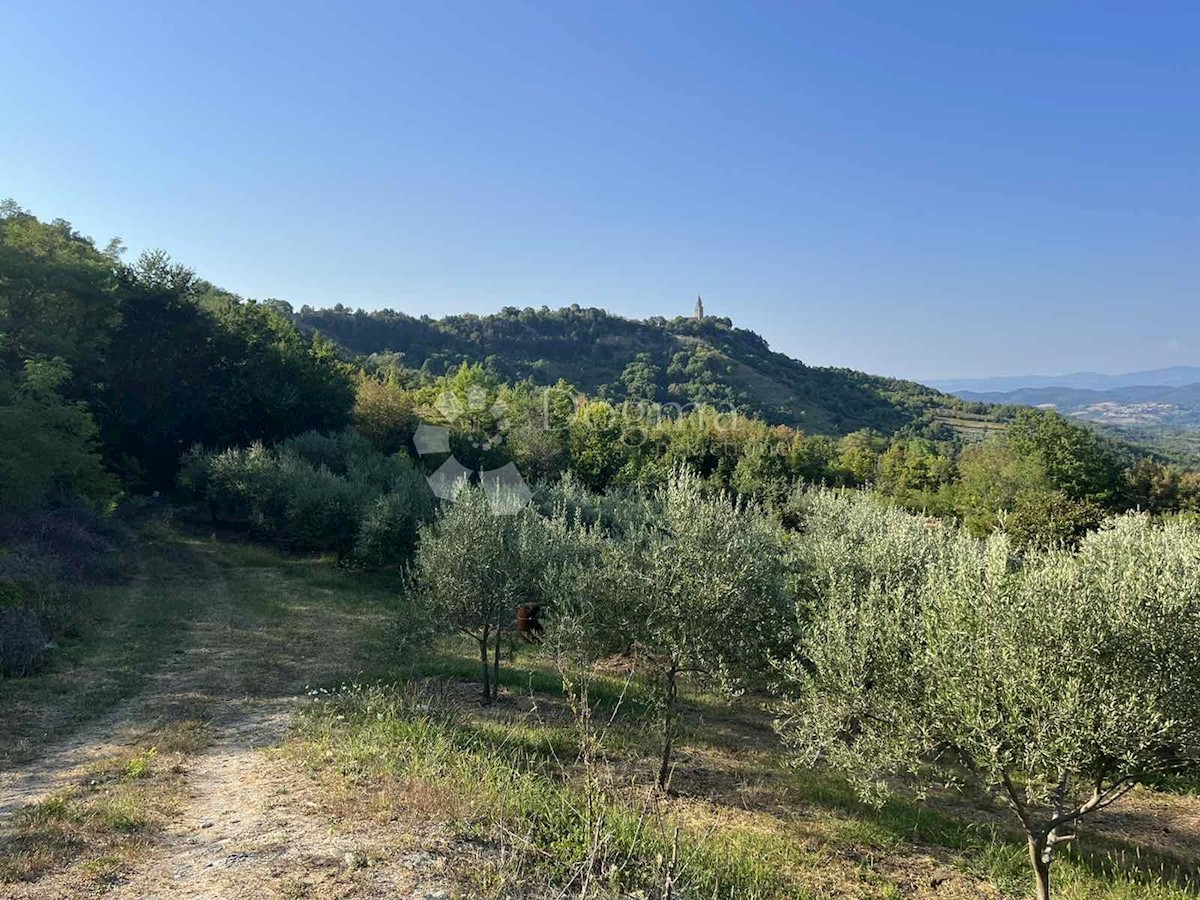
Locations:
0;533;452;899
102;704;424;900
0;543;158;819
0;542;235;818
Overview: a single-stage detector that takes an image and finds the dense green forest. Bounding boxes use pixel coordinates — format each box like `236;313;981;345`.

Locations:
295;302;1002;437
5;200;1200;538
0;201;353;498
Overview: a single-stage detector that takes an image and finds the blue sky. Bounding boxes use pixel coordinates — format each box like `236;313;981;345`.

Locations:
3;2;1197;380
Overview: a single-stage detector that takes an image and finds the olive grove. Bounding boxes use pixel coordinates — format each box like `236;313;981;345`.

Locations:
777;492;1200;900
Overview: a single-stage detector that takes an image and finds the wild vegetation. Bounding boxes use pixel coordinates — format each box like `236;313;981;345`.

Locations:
5;202;1200;899
296;302;997;436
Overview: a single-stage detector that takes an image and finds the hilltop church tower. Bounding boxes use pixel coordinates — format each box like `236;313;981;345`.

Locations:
694;294;705;320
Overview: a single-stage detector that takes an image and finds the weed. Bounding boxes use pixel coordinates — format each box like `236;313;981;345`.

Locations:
122;747;157;781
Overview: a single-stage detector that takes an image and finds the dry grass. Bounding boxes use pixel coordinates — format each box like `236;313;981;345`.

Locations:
0;743;186;885
0;517;406;896
289;641;1200;899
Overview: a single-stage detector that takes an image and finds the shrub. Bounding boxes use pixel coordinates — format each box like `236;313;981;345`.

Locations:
176;444;212;502
0;506;125;634
343;450;414;497
203;443;275;524
182;435;424;564
246;451;306;536
1004;488;1104;549
353;465;435;567
281;463;367;563
0;606;49;677
279;428;374;475
531;472;653;537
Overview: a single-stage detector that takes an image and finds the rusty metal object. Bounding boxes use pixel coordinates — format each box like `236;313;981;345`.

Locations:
516;603;543;643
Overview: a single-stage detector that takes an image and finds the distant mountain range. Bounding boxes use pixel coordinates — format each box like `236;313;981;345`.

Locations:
950;383;1200;430
927;367;1200;436
929;366;1200;394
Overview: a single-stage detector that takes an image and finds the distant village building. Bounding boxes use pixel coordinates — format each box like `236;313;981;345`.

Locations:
694;295;705;320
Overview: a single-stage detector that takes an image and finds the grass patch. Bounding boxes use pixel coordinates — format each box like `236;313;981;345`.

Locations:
291;682;807;899
6;522;1198;899
0;745;182;884
291;647;1200;900
121;747;157;782
0;534;206;768
777;766;1200;897
0;518;407;770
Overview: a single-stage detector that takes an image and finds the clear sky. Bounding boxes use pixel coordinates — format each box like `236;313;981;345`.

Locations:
3;2;1197;380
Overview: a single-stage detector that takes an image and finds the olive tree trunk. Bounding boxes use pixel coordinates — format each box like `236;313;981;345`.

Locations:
478;623;492;704
657;664;679;790
1027;835;1052;900
491;618;503;702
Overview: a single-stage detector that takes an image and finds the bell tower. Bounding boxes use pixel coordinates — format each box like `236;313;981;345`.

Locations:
694;294;704;320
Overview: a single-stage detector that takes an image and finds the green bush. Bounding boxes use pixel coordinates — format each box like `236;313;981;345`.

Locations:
777;501;1200;900
343;450;414;496
0;606;48;677
1004;488;1104;550
353;465;434;566
282;463;366;563
182;433;439;566
176;444;212;502
279;428;374;475
203;443;276;524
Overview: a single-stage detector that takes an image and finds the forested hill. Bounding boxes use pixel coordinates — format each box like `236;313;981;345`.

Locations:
295;304;997;438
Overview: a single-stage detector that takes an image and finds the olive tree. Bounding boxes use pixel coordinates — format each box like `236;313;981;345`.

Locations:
534;504;623;747
776;489;948;798
778;502;1200;900
411;483;552;703
615;470;789;790
353;463;436;566
533;476;649;748
196;442;276;524
282;463;368;564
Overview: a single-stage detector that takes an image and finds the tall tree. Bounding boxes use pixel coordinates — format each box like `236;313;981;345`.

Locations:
1007;410;1124;506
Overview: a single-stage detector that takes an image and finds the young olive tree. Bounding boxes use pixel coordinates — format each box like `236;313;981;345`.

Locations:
411;483;552;703
534;503;623;739
199;442;277;524
282;463;368;564
616;470;789;790
776;489;948;798
778;503;1200;900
